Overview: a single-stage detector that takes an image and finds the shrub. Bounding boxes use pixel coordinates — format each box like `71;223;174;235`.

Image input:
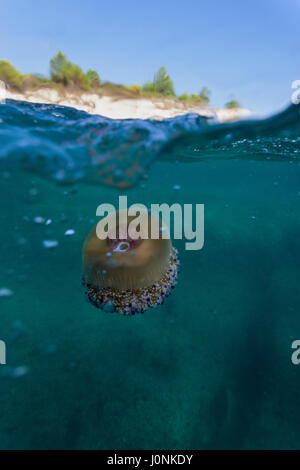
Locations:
225;99;240;109
179;92;202;103
142;81;158;93
0;59;23;90
179;92;189;101
86;69;101;88
189;93;199;101
124;84;142;96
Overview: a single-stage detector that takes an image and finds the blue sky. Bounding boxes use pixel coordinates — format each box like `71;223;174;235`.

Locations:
0;0;299;114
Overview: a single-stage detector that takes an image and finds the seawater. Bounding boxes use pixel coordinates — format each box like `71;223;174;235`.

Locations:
0;99;300;449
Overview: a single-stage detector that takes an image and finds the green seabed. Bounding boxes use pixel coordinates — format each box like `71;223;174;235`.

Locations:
0;156;300;449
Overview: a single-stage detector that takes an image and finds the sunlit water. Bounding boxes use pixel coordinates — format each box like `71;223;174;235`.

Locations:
0;100;300;449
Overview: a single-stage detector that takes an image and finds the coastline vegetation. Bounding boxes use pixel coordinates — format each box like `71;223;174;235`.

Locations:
0;52;241;108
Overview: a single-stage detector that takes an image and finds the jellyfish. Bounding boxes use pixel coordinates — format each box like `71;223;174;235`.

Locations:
82;210;179;315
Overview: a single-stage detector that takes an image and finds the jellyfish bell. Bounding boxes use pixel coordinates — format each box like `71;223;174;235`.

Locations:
82;209;179;315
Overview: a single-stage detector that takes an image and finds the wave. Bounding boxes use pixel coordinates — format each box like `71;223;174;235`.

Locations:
0;99;299;188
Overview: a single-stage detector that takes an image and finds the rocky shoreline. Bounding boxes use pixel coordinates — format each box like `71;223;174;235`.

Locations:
4;87;252;122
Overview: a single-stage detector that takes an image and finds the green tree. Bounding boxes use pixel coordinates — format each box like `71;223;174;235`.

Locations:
143;66;175;96
50;51;90;90
199;86;211;103
225;99;240;109
0;60;23;89
50;51;67;82
153;66;175;95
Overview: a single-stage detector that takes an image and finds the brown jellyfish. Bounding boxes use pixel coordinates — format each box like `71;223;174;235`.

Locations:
82;210;179;315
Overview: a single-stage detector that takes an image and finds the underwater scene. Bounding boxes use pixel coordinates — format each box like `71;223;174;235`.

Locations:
0;99;300;450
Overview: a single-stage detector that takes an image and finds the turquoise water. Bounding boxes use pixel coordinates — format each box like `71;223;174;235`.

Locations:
0;100;300;449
